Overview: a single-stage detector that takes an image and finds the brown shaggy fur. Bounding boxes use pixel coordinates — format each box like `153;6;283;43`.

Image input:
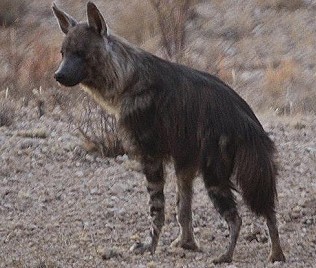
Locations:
52;2;285;263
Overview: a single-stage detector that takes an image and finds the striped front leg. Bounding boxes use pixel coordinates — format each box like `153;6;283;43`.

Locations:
130;158;165;254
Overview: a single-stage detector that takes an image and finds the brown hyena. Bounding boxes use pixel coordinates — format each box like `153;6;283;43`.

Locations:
52;2;285;264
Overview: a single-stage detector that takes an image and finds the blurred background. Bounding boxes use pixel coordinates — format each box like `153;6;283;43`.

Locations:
1;0;316;153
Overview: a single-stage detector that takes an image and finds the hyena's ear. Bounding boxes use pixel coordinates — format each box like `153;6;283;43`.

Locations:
52;3;77;34
87;2;108;37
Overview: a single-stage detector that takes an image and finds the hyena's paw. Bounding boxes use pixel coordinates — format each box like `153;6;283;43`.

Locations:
130;242;153;255
170;237;200;251
212;253;233;264
268;250;286;263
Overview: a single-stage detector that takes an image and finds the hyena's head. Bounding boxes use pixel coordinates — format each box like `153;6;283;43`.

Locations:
52;2;108;87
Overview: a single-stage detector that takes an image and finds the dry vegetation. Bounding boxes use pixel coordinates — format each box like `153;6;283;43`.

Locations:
1;0;315;131
256;0;306;10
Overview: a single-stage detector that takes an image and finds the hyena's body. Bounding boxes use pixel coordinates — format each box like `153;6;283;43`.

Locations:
53;2;285;263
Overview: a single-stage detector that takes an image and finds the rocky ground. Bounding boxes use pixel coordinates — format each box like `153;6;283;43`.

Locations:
0;105;315;268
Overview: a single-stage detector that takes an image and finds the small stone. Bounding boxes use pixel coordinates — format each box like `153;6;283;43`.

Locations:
90;188;101;195
75;171;84;177
147;261;157;268
85;154;95;162
258;236;268;244
17;190;30;199
116;154;128;163
124;160;142;172
303;218;313;225
130;234;140;241
245;233;258;242
292;205;301;213
19;140;35;149
100;247;121;260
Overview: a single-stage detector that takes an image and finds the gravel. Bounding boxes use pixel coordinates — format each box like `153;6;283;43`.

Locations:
0;108;315;267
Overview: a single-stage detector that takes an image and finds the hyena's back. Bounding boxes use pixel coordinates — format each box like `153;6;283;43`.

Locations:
122;58;264;173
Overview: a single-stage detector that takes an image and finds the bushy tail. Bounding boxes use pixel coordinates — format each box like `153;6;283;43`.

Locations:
234;133;278;217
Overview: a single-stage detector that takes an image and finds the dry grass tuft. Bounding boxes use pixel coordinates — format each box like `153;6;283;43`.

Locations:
148;0;197;62
114;1;157;45
1;27;60;97
264;59;297;113
0;98;15;127
265;59;297;97
77;102;125;157
0;0;27;27
115;0;196;62
57;91;125;157
264;59;316;114
256;0;306;10
16;128;48;139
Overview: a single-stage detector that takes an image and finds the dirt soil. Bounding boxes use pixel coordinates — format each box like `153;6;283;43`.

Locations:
0;106;315;268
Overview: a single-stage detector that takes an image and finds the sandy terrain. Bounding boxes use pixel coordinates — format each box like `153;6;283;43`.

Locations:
0;106;315;268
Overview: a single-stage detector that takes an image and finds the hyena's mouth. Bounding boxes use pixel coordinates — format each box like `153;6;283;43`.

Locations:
54;71;86;87
57;79;81;87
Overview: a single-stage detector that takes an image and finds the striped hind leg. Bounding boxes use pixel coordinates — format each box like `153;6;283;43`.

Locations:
130;158;165;254
206;185;242;263
203;159;241;264
265;211;286;262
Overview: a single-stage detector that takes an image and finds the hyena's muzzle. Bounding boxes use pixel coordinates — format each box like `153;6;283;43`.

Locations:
54;54;87;87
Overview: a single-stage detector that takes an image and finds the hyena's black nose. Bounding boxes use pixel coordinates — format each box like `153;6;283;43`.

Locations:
54;71;65;82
